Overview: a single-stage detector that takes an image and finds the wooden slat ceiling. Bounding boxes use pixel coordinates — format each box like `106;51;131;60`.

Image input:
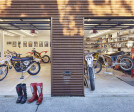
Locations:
84;19;134;30
0;19;50;30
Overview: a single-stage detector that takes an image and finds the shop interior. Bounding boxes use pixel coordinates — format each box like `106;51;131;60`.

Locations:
84;18;134;93
1;18;134;96
0;19;51;96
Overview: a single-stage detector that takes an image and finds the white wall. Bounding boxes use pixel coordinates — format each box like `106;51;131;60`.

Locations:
4;30;51;57
0;34;1;56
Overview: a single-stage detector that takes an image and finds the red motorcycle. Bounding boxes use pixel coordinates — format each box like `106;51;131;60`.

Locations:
27;48;50;63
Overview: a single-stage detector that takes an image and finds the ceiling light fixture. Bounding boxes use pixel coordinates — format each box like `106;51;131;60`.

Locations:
20;30;34;36
4;31;15;36
8;30;23;36
0;19;3;21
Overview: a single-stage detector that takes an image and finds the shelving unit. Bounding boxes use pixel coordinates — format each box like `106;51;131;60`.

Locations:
84;30;134;52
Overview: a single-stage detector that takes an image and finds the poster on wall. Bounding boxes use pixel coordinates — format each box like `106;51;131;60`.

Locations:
7;41;12;45
39;41;43;47
44;41;48;47
34;41;38;47
23;41;27;47
18;41;21;48
9;41;12;45
12;41;17;47
7;41;10;45
29;41;33;47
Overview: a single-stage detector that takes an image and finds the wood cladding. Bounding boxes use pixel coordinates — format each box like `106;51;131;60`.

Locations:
1;0;134;96
1;0;134;17
51;17;84;96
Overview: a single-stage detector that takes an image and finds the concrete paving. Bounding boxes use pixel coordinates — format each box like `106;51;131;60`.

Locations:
1;67;134;112
1;96;134;112
0;96;38;112
0;63;51;96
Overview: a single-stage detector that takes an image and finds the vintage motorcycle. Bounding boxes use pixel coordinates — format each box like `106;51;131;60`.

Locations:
27;48;50;63
0;50;41;81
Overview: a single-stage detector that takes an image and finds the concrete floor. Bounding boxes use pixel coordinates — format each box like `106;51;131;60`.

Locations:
0;64;134;97
0;63;51;96
85;68;134;96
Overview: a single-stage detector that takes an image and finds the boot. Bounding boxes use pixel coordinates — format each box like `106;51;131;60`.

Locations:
16;84;23;103
36;83;43;105
21;83;27;104
27;83;38;103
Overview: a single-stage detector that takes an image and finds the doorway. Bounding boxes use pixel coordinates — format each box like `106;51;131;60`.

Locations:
0;18;51;96
84;18;134;95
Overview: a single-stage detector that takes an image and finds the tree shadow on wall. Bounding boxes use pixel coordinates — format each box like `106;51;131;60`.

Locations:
56;0;93;36
92;0;134;16
0;0;59;18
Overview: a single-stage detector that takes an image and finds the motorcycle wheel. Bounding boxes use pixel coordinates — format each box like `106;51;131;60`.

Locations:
119;57;134;71
27;62;40;75
88;67;95;91
42;55;50;63
93;60;102;74
0;65;8;81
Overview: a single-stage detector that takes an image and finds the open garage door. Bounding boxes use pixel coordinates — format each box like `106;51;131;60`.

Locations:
84;18;134;95
0;18;51;96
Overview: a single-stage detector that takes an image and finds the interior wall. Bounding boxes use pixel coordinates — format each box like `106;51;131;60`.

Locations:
0;34;1;56
4;30;50;57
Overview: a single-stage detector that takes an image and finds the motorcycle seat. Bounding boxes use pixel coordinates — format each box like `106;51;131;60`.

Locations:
109;51;125;56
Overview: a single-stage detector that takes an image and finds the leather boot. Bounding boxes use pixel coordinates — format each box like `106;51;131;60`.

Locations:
36;83;43;105
21;83;27;104
27;83;38;103
16;84;23;103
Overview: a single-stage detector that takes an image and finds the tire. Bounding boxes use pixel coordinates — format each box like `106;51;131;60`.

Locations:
27;62;40;75
42;55;50;63
93;60;102;73
119;57;134;71
0;65;8;81
88;67;95;91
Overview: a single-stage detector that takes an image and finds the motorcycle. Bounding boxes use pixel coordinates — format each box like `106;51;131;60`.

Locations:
27;48;50;63
0;50;41;81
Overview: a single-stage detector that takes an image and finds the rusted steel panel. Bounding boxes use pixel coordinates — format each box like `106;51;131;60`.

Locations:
51;17;84;96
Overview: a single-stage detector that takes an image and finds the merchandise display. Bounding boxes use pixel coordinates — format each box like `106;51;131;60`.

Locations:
16;83;43;105
28;83;43;105
16;83;27;104
36;83;43;105
27;83;38;103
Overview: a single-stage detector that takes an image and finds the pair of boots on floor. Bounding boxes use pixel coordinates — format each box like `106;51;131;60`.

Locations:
16;83;43;105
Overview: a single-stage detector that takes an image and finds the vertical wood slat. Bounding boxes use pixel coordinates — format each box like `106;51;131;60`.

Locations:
51;17;84;96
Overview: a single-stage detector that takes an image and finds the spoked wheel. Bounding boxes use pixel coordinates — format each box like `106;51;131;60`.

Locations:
88;67;95;91
120;57;134;71
42;55;50;63
0;65;8;81
93;60;102;74
28;62;40;75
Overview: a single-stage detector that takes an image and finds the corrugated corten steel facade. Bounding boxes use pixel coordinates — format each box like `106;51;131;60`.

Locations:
1;0;134;96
